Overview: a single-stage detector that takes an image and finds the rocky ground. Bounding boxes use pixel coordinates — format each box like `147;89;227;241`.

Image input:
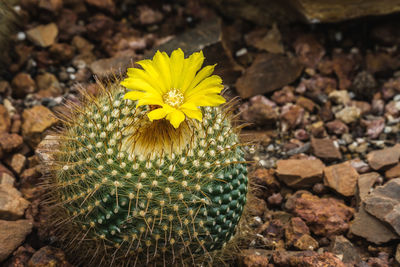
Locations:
1;0;400;266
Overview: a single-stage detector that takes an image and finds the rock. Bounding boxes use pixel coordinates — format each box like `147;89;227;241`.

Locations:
352;71;377;99
138;5;163;25
289;0;400;23
89;56;132;77
7;153;27;175
26;23;58;48
0;172;15;186
0;81;11;94
239;130;273;146
328;235;361;265
239;249;271;267
49;43;75;63
247;194;268;218
2;245;35;267
328;90;351;105
323;161;359;197
22;106;58;148
240;95;278;127
285;217;318;251
19;167;42;200
35;72;62;98
271;86;295;105
296;96;316;112
28;246;73;267
0;105;11;133
85;0;115;12
249;168;280;199
351;100;371;116
311;137;341;161
236;53;303;99
366;144;400;170
335;106;361;124
325;120;348;135
350;158;370;173
245;24;284;54
332;53;355;90
290;193;354;236
11;73;36;98
38;0;63;13
0;184;30;220
0;220;33;262
396;244;400;264
364;178;400;235
35;135;60;168
275;159;325;188
280;104;304;131
0;133;23;153
72;36;94;53
268;193;283;206
385;163;400;179
361;118;385;139
293;34;325;68
357;172;380;203
272;251;346;267
350;204;399;244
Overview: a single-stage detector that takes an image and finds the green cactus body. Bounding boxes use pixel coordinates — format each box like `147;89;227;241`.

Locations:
50;84;248;265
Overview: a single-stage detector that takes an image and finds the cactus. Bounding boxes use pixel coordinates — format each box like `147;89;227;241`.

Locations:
43;50;248;266
0;0;17;64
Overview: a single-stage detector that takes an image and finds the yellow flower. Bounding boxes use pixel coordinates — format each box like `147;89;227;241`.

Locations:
121;48;226;128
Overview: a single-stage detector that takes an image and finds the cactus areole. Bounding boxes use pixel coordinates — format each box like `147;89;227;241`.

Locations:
47;49;248;265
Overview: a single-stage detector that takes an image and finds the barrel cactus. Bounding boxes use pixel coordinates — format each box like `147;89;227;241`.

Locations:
44;49;248;266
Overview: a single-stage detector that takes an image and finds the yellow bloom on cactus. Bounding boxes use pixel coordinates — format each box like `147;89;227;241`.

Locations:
121;48;226;128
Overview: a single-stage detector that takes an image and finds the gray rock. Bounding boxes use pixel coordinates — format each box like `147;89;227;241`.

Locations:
364;178;400;235
357;172;380;203
350;204;399;244
329;235;361;265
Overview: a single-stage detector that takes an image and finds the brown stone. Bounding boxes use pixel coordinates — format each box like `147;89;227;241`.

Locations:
296;96;316;112
246;194;268;218
7;153;27;175
49;43;75;63
0;172;15;186
311;137;341;161
240;95;278;127
285;217;318;250
328;235;361;265
293;234;319;251
293;34;325;68
245;24;284;54
325;120;349;135
291;193;354;236
0;185;30;220
28;246;73;267
26;23;58;48
138;5;163;25
350;204;399;244
19;167;42;200
271;86;295;105
38;0;63;13
276;159;324;188
366;144;400;170
385;163;400;179
249;168;280;199
22;106;58;148
89;56;132;77
364;178;400;235
0;105;11;133
357;172;380;203
235;53;303;99
239;249;271;267
0;220;33;262
335;106;361;124
11;73;36;98
280;105;304;131
0;133;23;153
272;251;346;267
323;161;359;197
239;130;273;146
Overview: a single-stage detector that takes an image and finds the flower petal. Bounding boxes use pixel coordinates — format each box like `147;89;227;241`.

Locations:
123;90;146;100
147;108;168;121
136;96;164;107
170;48;184;89
153;51;172;92
125;68;163;95
185;75;223;99
189;94;226;107
180;51;205;93
166;109;185;128
121;77;159;95
185;64;216;96
181;107;202;121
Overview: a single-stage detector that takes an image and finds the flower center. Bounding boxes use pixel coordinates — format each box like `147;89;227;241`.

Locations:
163;89;184;108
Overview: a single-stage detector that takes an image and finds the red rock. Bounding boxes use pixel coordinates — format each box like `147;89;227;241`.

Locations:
280;104;304;131
271;86;295;105
296;96;315;112
293;34;325;69
49;43;75;62
276;159;324;188
285;217;316;249
236;53;303;99
28;246;73;267
246;194;268;218
2;244;35;267
357;172;380;202
26;23;58;48
268;193;283;206
19;167;42;200
239;249;271;267
291;193;354;236
22;106;58;148
11;73;36;98
325;120;348;135
244;24;284;54
249;168;280;199
319;101;334;122
0;133;23;153
138;5;163;25
0;105;11;133
351;100;371;115
311;137;341;161
385;163;400;179
0;220;33;262
240;95;278;127
366;144;400;170
323;161;359;197
332;52;355;90
272;251;346;267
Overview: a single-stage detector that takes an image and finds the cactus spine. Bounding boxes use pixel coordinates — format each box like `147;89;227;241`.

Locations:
44;81;248;266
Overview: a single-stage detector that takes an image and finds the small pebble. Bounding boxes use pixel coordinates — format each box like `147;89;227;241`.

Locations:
17;32;26;41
